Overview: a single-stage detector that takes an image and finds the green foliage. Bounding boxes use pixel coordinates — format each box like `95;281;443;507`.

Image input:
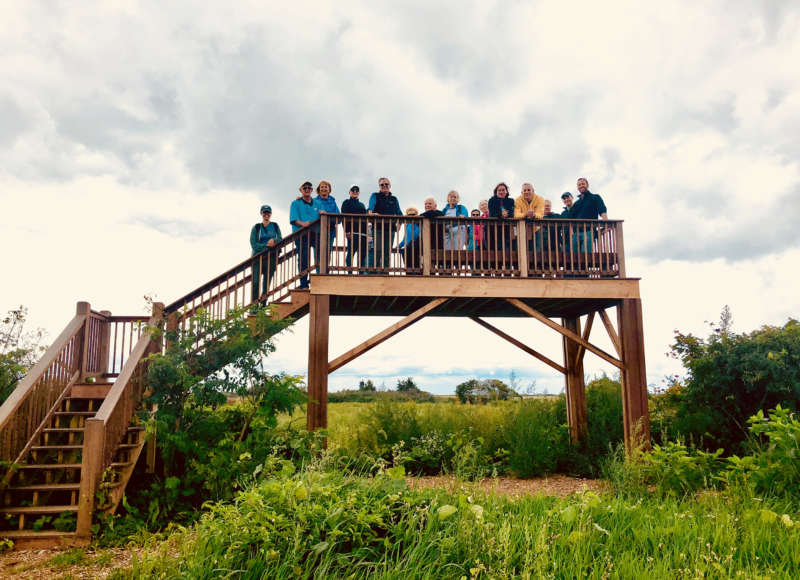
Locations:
358;378;376;391
455;378;516;403
669;316;800;453
128;465;800;579
395;376;419;392
723;405;800;498
328;388;435;403
0;306;46;403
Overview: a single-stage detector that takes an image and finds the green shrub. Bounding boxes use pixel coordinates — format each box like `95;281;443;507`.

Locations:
670;317;800;453
503;398;570;477
723;405;800;498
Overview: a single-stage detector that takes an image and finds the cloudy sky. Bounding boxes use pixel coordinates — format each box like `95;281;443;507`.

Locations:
2;1;799;394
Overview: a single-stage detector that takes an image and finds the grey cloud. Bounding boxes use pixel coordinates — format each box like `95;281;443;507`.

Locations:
0;96;29;147
637;184;800;262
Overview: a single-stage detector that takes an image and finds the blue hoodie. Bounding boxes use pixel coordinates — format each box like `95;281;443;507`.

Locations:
315;195;339;238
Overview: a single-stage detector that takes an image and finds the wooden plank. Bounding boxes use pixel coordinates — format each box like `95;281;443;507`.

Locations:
76;419;104;538
615;222;626;277
328;298;449;374
506;298;624;369
307;295;330;432
598;308;622;357
562;316;587;443
618;299;650;453
469;317;565;374
517;223;529;278
575;311;595;363
69;384;112;399
311;276;640;299
422;220;432;276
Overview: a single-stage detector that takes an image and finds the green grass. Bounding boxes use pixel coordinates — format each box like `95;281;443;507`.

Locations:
122;467;800;579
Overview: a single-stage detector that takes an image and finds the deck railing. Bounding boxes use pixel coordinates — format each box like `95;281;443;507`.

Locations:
161;214;625;327
324;214;625;278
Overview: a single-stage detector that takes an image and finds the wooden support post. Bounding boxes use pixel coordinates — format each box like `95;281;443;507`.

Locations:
98;310;112;377
517;221;529;278
76;301;91;379
617;299;650;453
562;316;588;443
422;219;432;276
319;213;329;275
76;418;104;538
307;294;330;432
615;222;626;278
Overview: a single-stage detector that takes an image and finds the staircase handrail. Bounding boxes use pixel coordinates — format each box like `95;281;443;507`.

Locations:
163;219;320;323
75;305;163;537
0;306;90;463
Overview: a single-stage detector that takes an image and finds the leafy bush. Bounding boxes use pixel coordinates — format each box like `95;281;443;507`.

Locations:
0;306;46;403
455;378;516;403
669;317;800;453
723;405;800;498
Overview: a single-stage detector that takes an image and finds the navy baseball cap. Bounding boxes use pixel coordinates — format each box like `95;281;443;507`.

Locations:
561;192;572;200
260;205;272;213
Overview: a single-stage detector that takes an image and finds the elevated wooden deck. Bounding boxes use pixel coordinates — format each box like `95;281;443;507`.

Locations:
1;213;648;547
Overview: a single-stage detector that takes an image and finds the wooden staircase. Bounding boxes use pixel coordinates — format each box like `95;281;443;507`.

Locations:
1;219;320;549
0;381;147;547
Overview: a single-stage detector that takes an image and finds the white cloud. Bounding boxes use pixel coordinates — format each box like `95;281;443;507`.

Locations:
1;1;799;395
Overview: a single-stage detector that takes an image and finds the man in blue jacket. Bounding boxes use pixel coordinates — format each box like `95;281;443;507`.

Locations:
367;177;402;270
289;181;321;289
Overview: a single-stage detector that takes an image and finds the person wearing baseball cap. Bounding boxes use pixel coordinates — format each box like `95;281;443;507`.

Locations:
250;204;282;306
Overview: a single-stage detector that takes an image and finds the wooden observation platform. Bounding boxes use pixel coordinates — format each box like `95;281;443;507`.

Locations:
0;212;647;545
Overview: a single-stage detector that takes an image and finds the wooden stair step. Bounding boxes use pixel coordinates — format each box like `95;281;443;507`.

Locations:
0;530;75;538
31;445;83;451
42;428;85;433
117;443;138;449
0;505;78;515
69;383;112;398
110;462;132;468
18;463;81;470
8;483;80;492
54;411;96;416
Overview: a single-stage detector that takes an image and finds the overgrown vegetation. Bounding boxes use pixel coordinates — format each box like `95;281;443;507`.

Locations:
0;305;46;403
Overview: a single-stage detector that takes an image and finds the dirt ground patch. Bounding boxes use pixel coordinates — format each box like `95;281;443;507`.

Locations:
407;474;606;498
0;546;141;580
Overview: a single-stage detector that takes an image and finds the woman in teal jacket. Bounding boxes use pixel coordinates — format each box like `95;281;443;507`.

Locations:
250;204;282;306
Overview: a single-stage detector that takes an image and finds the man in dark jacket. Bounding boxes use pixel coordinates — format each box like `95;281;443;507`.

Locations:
367;177;402;270
341;185;368;269
570;178;607;252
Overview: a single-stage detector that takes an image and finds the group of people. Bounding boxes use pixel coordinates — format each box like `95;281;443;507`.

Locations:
249;177;609;296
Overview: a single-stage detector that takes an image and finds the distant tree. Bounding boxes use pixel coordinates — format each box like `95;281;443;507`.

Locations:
358;379;376;392
670;314;800;453
1;306;47;404
396;377;419;392
455;378;514;404
719;304;733;336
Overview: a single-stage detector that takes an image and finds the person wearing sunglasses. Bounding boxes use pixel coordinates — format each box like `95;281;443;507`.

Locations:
367;178;402;270
289;181;321;289
467;209;484;251
250;204;282;306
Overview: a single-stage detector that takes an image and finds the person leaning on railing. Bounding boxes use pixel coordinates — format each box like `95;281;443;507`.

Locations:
514;183;545;252
487;182;515;250
341;185;368;269
467;209;483;250
250;204;282;305
540;199;561;255
367;177;402;270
